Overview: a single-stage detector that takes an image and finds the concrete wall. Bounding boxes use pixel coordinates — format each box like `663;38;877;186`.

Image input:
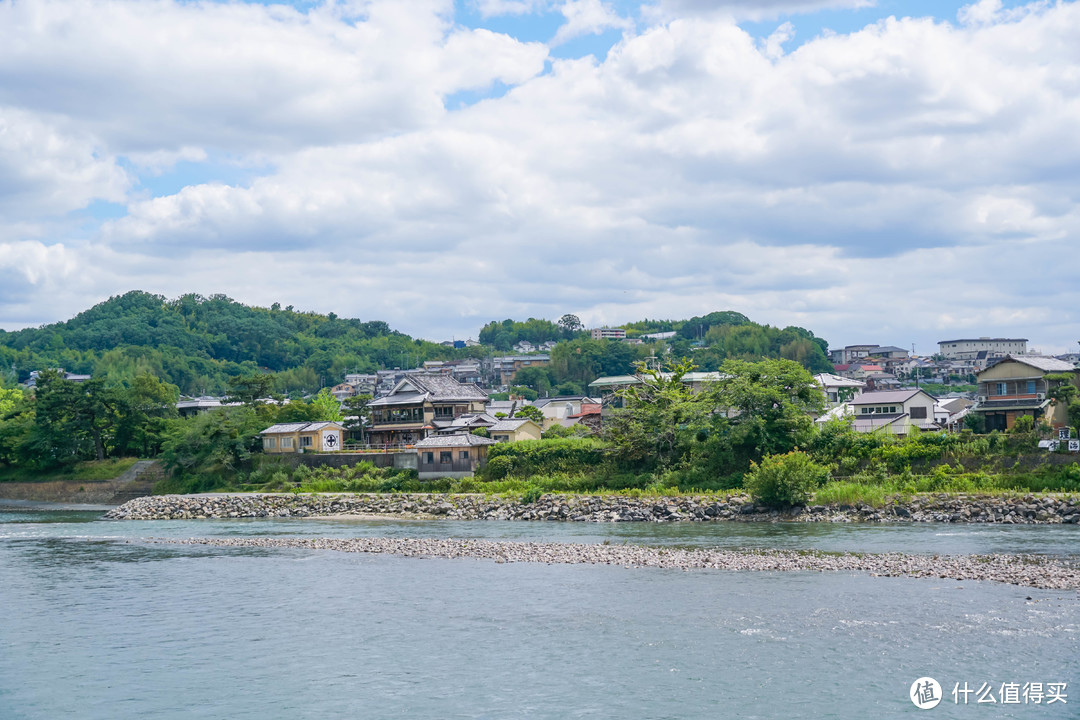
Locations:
276;452;418;470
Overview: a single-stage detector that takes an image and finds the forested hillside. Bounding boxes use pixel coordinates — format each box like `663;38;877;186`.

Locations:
0;292;477;395
0;292;833;398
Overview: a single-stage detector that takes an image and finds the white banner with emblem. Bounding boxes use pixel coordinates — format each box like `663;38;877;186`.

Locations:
321;428;341;451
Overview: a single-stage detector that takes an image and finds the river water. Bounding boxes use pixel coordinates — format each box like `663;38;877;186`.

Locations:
1;502;1077;719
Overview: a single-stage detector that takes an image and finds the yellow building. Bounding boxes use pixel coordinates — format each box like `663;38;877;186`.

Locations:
260;422;346;453
488;418;543;443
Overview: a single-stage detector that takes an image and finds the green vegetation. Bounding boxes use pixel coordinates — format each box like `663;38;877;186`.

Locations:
745;451;831;508
0;457;140;484
0;291;483;396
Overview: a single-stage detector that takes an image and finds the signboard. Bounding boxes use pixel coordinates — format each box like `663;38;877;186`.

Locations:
1070;440;1080;453
1058;428;1074;440
321;429;341;451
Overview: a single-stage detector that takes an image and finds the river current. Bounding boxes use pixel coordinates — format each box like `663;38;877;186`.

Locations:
1;502;1077;719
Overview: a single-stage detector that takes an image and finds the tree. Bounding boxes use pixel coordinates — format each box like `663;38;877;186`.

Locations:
604;359;712;468
226;373;275;406
512;366;554;396
159;406;264;482
341;394;372;441
744;451;830;508
558;314;583;337
512;405;544;423
309;388;344;422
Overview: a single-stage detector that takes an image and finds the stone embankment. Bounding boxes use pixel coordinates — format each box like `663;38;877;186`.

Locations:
107;491;1080;524
151;536;1080;590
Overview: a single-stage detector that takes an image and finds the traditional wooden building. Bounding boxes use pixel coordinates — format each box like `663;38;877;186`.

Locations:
415;434;497;479
260;422;346;453
367;375;488;446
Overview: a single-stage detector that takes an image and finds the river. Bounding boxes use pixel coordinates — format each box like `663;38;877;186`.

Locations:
1;502;1076;719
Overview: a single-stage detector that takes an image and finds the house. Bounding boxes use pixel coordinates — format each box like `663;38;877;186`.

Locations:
813;373;865;405
488;418;543;443
565;402;602;433
847;389;940;435
939;338;1028;360
828;344;885;365
330;382;358;400
936;397;974;432
436;412;498;434
415;434;498;479
590;327;626;340
25;369;92;387
367;374;488;446
531;396;601;429
487;355;551;387
260;422;346;453
972;355;1079;431
176;396;229;417
512;340;536;354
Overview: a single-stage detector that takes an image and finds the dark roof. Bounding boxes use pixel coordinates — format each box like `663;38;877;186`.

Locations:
489;419;538;432
975;399;1051;411
938;338;1028;344
415;434;498;448
261;422;343;434
849;389;928;405
402;374;488;401
368;391;427;407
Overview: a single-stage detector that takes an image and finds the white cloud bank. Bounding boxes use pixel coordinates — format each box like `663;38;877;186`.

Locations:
0;0;1078;355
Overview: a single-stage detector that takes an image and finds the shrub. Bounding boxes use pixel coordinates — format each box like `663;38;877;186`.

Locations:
744;451;830;508
483;438;607;479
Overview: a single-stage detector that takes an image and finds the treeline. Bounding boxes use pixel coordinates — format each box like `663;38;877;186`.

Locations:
0;372;348;485
0;292;833;401
0;291;480;395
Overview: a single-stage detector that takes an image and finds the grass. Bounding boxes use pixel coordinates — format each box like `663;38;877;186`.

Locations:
0;457;141;484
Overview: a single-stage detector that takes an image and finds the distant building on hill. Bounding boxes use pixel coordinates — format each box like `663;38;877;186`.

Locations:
590;327;626;340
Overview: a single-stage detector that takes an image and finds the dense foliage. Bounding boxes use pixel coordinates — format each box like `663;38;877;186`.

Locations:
744;451;831;508
603;359;826;484
0;291;479;395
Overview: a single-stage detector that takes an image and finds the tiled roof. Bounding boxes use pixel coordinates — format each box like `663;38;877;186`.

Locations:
813;373;865;388
260;422;342;434
404;374;488;401
849;390;927;405
415;434;498;448
489;419;537;432
1003;356;1077;373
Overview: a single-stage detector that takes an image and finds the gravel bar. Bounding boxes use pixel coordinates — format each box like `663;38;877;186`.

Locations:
148;536;1080;590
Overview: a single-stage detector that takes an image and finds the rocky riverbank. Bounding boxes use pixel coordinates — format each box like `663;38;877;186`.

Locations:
149;536;1080;590
106;491;1080;524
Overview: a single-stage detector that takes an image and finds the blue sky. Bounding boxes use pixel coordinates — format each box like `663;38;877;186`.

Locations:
1;0;1078;356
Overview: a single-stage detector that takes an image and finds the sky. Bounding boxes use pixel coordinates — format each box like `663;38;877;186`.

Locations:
1;0;1078;355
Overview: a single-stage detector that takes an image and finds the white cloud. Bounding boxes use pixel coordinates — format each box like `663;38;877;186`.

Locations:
645;0;876;22
1;0;1079;354
0;107;128;220
0;0;548;154
551;0;634;46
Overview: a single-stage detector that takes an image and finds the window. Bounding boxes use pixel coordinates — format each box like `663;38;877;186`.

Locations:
459;450;470;460
281;437;293;448
300;436;313;447
434;406;454;419
1027;380;1036;394
264;437;276;449
996;382;1007;396
440;451;452;463
424;452;434;463
910;407;927;419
